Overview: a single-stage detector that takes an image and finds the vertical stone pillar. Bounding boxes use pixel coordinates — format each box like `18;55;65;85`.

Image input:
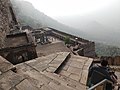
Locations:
0;0;10;48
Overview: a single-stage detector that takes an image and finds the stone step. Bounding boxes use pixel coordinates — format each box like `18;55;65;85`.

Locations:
47;52;70;73
25;52;70;73
0;70;25;90
13;53;92;90
57;55;93;85
0;56;14;73
42;71;87;90
15;62;76;90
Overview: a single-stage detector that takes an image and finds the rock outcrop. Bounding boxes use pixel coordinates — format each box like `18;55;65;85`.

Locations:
0;0;17;48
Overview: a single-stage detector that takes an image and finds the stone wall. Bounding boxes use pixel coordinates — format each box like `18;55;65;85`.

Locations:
0;0;17;48
101;56;120;65
49;27;90;43
82;42;96;58
47;27;96;58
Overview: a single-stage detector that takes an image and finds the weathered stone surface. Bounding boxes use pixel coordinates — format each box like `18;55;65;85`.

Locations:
57;55;93;85
65;77;86;90
79;58;93;85
62;64;69;71
15;61;79;90
16;65;52;88
67;66;81;75
43;71;86;90
0;56;13;73
41;85;55;90
0;70;24;90
37;42;70;57
26;53;58;66
59;70;71;77
46;67;57;73
69;73;80;81
16;79;40;90
48;52;70;72
80;70;88;85
49;81;73;90
69;60;84;69
24;52;70;73
0;52;93;90
0;0;17;48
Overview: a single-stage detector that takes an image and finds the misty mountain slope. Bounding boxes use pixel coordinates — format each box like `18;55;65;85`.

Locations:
10;0;120;56
95;43;120;57
11;0;86;38
56;16;120;47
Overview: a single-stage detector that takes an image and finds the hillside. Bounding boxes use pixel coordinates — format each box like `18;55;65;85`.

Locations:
95;43;120;57
11;0;85;38
11;0;120;57
56;16;120;47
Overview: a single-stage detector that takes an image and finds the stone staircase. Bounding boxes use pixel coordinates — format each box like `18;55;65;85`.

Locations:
1;51;120;90
56;55;93;85
14;52;86;90
25;52;70;73
0;52;93;90
42;71;86;90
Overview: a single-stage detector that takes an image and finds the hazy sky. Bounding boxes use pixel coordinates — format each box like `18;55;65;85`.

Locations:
24;0;115;17
23;0;120;31
20;0;120;46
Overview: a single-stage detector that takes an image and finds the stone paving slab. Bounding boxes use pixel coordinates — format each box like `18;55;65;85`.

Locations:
0;53;92;90
15;63;78;90
16;79;40;90
24;52;70;73
69;60;84;69
15;64;52;88
41;84;55;90
46;67;57;73
80;70;88;85
15;52;93;86
25;53;58;67
69;73;80;82
79;58;93;85
48;81;73;90
62;64;69;71
58;55;93;85
0;56;13;73
67;66;82;75
43;71;86;90
36;42;70;57
59;70;71;77
0;70;24;90
24;53;58;72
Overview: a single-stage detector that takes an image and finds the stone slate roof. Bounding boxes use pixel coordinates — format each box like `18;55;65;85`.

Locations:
0;52;93;90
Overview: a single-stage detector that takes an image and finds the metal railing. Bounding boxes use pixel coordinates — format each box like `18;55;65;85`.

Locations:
88;79;113;90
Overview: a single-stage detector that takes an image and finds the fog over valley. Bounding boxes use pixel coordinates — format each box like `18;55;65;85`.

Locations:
11;0;120;56
54;3;120;47
22;0;120;47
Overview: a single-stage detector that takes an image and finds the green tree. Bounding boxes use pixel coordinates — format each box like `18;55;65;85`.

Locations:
64;36;70;45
